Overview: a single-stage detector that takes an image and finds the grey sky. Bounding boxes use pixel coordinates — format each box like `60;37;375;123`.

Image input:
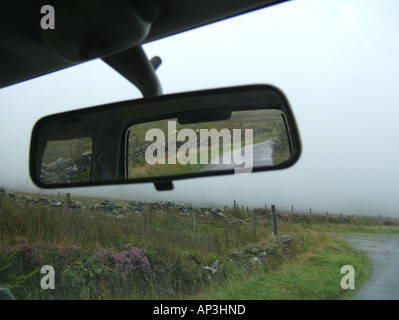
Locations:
1;0;399;217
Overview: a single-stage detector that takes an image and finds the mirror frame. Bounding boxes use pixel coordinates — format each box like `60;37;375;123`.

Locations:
30;84;301;189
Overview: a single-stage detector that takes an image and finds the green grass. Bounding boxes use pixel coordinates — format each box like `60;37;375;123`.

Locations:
0;195;272;299
129;160;204;178
1;193;396;300
190;231;372;300
308;221;399;234
278;212;399;235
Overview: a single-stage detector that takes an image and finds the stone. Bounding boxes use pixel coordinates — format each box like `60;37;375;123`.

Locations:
40;152;92;184
229;250;245;259
272;236;293;244
249;257;260;265
69;200;81;209
6;192;15;198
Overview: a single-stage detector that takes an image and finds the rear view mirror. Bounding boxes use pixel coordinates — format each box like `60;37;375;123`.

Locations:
30;85;301;190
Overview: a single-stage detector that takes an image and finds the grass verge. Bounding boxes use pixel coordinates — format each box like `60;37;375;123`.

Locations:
190;229;372;300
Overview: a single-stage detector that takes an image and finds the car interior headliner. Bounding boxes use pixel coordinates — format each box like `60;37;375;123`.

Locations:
0;0;288;89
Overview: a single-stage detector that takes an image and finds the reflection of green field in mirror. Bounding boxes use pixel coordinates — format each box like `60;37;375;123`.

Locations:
126;109;291;179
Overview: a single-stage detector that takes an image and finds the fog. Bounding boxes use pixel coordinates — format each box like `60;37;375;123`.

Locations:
1;0;399;217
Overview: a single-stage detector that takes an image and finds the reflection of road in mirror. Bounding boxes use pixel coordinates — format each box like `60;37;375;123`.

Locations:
126;109;293;179
199;139;274;174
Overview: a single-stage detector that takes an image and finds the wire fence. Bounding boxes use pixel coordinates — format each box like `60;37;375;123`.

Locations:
103;209;276;255
3;189;398;257
274;204;396;223
42;138;92;164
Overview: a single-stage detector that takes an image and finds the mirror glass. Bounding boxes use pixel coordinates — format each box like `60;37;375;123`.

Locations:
126;109;290;179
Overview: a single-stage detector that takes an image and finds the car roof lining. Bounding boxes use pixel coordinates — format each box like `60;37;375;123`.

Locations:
0;0;288;89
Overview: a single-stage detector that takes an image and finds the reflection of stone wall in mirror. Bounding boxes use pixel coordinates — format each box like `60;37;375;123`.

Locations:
126;109;291;179
40;138;92;184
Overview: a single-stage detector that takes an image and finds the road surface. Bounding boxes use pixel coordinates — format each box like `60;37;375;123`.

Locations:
198;139;274;172
336;234;399;300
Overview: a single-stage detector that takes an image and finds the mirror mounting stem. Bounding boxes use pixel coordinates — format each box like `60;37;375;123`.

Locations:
103;45;168;190
103;45;163;98
154;181;174;191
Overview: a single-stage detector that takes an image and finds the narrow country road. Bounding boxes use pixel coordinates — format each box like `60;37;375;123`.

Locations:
336;234;399;300
198;139;274;172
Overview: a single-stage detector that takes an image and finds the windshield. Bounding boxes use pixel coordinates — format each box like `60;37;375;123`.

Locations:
1;0;399;303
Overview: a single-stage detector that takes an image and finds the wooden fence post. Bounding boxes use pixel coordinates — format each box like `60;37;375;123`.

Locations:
253;211;257;239
271;205;278;236
65;193;70;212
148;211;152;234
224;220;229;255
193;215;198;241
